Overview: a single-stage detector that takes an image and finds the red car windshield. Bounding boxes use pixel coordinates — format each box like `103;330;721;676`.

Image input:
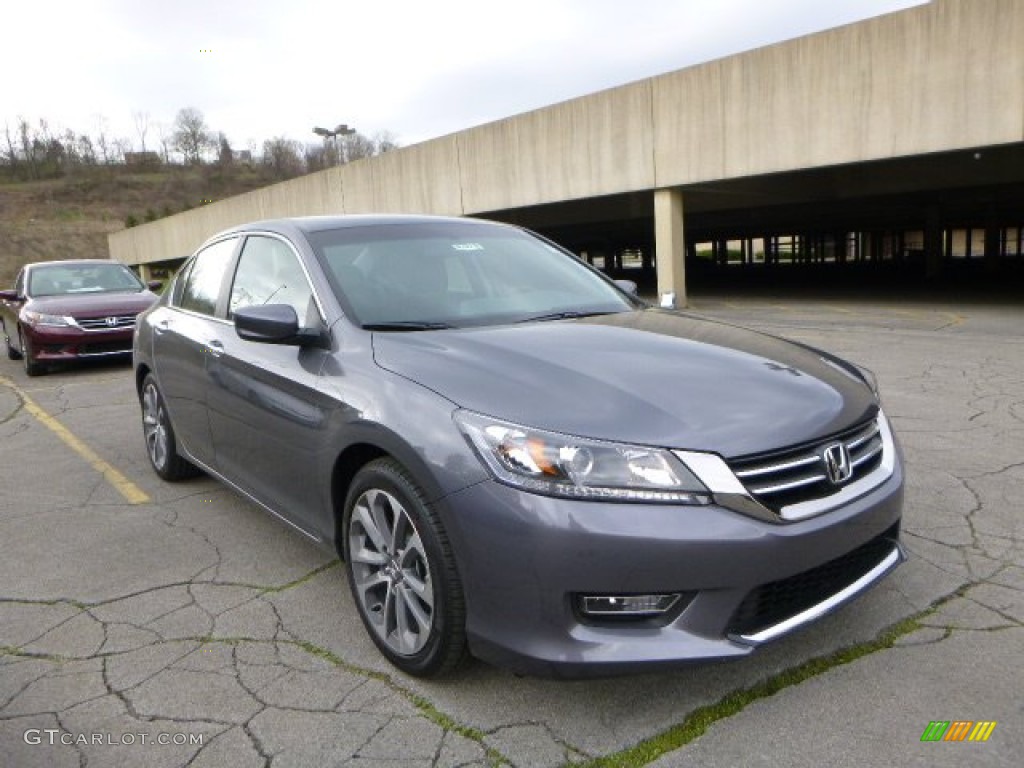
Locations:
29;264;144;297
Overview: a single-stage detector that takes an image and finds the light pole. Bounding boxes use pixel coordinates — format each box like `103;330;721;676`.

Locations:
313;124;356;166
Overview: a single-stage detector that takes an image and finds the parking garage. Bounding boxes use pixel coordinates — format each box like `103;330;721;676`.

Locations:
109;0;1024;304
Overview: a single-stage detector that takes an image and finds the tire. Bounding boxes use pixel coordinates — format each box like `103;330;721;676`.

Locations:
343;458;466;677
140;374;200;481
3;319;19;360
19;329;43;376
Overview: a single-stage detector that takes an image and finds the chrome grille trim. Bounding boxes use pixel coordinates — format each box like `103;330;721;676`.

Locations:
728;414;889;509
731;544;905;645
850;440;883;468
747;472;828;496
734;454;819;479
677;411;896;524
72;314;137;331
846;422;880;450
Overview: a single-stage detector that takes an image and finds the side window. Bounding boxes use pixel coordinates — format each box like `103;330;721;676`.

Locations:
229;236;317;326
170;259;195;306
179;238;236;316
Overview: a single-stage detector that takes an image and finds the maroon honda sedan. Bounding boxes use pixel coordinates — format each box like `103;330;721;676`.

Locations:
0;260;160;376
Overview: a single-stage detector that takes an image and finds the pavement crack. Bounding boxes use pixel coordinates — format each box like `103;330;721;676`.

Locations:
241;712;273;767
53;709;88;768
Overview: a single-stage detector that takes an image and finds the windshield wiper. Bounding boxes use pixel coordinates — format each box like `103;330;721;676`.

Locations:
362;321;454;331
515;310;615;324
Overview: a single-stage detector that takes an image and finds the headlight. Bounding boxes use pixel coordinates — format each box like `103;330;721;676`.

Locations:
454;410;711;504
22;310;73;327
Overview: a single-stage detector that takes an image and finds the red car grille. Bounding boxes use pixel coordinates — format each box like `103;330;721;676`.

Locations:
74;314;137;331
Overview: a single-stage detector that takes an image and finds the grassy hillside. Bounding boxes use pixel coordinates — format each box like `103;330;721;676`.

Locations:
0;165;280;286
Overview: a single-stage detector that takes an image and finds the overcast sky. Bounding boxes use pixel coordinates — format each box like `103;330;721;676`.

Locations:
3;0;926;153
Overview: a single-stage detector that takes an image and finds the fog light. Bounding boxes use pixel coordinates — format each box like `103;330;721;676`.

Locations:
579;593;681;616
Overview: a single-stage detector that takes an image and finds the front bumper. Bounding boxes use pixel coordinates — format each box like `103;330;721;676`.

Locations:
23;324;134;360
440;456;904;677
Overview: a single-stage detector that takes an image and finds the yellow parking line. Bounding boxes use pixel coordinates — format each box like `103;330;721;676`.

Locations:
0;376;150;505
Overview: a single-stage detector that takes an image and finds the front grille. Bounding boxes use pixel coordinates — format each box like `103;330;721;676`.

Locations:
74;314;137;331
726;523;900;637
729;418;884;512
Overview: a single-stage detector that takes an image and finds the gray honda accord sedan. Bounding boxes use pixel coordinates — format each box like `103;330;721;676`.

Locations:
133;215;904;677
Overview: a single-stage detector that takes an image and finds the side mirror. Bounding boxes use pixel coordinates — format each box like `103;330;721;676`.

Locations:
147;280;163;292
234;304;326;348
0;289;22;302
614;279;638;297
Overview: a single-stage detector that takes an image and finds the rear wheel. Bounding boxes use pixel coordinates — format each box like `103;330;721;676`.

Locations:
141;374;199;481
343;458;466;677
19;329;42;376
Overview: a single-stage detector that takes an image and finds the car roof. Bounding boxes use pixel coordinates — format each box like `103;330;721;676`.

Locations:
26;259;129;270
218;214;514;237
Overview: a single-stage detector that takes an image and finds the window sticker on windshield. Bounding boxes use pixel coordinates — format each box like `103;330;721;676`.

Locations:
451;243;484;251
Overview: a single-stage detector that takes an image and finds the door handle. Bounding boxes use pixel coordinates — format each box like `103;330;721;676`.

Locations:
153;318;170;335
206;340;224;358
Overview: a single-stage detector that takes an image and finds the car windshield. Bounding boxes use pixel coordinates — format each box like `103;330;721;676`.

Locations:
308;221;638;328
29;264;145;297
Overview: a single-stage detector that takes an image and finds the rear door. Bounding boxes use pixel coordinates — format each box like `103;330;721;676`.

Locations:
206;233;335;536
151;236;238;469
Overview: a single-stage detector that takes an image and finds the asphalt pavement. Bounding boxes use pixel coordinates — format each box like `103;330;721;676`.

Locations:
1;295;1020;767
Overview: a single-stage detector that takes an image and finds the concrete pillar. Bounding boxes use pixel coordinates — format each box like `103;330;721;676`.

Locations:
654;188;686;308
138;263;153;283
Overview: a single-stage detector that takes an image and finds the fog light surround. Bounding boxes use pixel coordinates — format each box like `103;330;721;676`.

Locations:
579;593;682;617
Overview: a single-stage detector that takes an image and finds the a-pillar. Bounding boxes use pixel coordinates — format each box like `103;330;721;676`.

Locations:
654;188;686;308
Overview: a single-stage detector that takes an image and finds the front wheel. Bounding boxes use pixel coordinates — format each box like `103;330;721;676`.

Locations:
343;458;466;677
141;374;199;481
3;319;19;360
19;329;42;376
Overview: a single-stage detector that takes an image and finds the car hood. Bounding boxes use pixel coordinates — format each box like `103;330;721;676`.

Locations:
371;309;878;458
28;291;158;317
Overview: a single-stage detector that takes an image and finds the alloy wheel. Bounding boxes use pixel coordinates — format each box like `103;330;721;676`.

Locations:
348;488;435;656
142;380;169;470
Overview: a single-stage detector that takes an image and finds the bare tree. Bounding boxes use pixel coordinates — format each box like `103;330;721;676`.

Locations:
132;111;151;152
112;137;131;164
342;132;377;163
304;143;328;173
94;115;114;164
262;136;304;179
77;133;97;165
172;107;213;164
1;123;18;176
216;132;233;167
17;118;39;179
374;131;399;154
155;122;173;164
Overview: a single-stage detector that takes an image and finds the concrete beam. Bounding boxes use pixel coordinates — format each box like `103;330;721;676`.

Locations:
108;0;1024;268
654;188;687;308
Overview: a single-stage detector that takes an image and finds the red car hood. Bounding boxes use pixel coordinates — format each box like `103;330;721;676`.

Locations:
28;291;158;318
